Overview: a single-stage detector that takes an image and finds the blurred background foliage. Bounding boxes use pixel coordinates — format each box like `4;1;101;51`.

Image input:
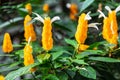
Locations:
1;0;120;80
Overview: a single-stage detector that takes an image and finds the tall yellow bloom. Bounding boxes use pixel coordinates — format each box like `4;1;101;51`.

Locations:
24;44;34;66
24;37;35;72
75;13;88;44
2;33;13;53
0;75;5;80
43;4;49;13
42;17;53;51
108;11;118;44
25;3;32;14
24;15;36;41
102;6;120;45
67;3;78;20
75;12;99;51
32;12;60;51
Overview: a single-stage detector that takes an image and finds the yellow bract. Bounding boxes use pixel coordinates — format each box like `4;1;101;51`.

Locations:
42;17;53;51
25;3;32;14
24;44;34;66
2;33;13;53
75;13;89;51
0;75;5;80
79;44;89;51
24;43;35;72
108;11;118;44
102;10;118;45
24;15;36;41
75;13;88;44
43;4;49;13
70;3;78;20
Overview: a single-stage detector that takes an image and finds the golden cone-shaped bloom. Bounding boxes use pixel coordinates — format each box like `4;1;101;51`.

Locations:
24;43;35;72
2;33;13;53
24;44;34;66
25;3;32;14
24;15;36;41
0;75;5;80
102;17;112;42
42;17;53;51
108;11;118;44
75;13;88;44
43;4;49;13
32;12;60;51
70;3;78;20
101;6;119;45
79;44;89;51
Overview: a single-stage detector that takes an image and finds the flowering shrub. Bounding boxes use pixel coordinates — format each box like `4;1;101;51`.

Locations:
1;0;120;80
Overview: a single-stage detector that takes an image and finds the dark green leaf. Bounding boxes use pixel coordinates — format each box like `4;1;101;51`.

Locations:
52;51;64;60
76;50;104;59
89;57;120;62
65;38;78;48
80;0;94;12
57;71;68;80
78;66;96;79
5;63;39;80
72;59;88;65
43;74;59;80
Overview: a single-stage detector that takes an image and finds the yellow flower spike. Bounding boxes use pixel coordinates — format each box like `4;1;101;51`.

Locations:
2;33;13;53
24;37;35;72
43;4;49;13
42;17;53;51
105;6;120;45
25;3;32;14
24;15;36;41
75;12;91;44
0;75;5;80
75;12;99;52
67;3;78;20
32;12;60;51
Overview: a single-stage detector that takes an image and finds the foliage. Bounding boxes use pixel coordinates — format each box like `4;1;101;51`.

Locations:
0;0;120;80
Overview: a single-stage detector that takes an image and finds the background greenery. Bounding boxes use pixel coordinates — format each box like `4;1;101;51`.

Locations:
0;0;120;80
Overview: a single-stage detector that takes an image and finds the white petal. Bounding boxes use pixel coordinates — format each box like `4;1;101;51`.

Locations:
98;10;106;18
32;12;44;23
88;23;101;30
85;11;92;20
105;6;112;12
66;3;71;8
110;21;114;34
51;16;60;23
28;36;31;44
115;5;120;13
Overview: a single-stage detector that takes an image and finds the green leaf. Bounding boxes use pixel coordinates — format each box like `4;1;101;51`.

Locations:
89;57;120;62
5;63;39;80
78;66;96;79
32;41;42;53
76;50;104;59
37;53;51;63
80;0;94;12
65;38;78;48
15;49;24;58
72;59;88;65
52;51;64;60
56;71;68;80
0;61;22;73
43;74;59;80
